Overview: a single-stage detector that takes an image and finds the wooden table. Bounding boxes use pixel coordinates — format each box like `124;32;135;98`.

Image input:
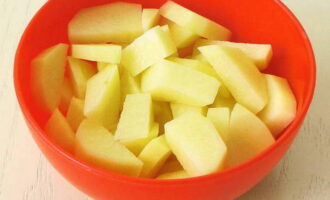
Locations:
0;0;329;199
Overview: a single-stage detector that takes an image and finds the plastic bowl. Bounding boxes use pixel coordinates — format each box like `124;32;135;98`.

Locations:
14;0;316;199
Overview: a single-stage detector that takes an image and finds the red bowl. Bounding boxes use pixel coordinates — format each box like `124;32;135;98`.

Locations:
14;0;316;199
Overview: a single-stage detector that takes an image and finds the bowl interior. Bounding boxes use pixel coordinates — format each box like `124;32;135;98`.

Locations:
14;0;315;180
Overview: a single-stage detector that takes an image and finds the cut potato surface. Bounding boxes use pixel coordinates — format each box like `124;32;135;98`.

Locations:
158;158;183;174
160;1;231;40
153;101;173;134
226;104;275;168
142;9;160;31
120;67;140;103
165;112;227;176
161;18;199;49
31;43;69;112
115;94;153;141
168;56;231;98
200;45;268;113
121;123;159;156
141;59;220;106
96;62;116;73
138;135;172;178
69;2;143;44
207;107;230;142
193;39;273;70
191;54;231;98
122;26;177;76
211;93;236;109
84;66;121;131
58;77;73;114
258;74;297;137
170;103;207;118
45;109;75;153
68;57;97;99
66;97;85;132
75;119;143;177
72;44;122;63
157;170;189;180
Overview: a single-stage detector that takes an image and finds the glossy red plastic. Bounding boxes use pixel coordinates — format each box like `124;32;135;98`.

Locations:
14;0;316;199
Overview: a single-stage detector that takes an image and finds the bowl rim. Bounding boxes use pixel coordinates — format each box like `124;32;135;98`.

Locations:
14;0;316;185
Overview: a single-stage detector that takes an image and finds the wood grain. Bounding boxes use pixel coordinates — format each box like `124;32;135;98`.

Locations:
0;0;329;199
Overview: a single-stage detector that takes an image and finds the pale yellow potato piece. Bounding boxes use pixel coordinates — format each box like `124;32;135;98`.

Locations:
258;74;297;137
207;107;230;142
121;123;159;156
141;60;220;106
97;62;108;71
120;67;140;103
165;112;227;176
193;39;273;70
157;170;189;179
72;44;121;63
170;103;207;118
75;119;143;177
31;43;69;112
115;94;153;141
168;56;231;98
190;54;232;98
68;57;97;99
69;2;143;44
158;158;183;174
138;135;172;178
97;62;117;72
122;26;177;76
153;101;173;134
159;1;231;40
84;66;121;131
210;92;236;110
199;45;268;113
161;18;199;48
66;97;85;132
226;104;275;168
142;9;160;31
58;77;73;113
45;109;75;153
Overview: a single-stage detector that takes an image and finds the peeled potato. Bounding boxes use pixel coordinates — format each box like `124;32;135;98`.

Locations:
45;109;75;153
165;112;227;176
141;59;220;106
161;18;199;49
160;1;231;40
66;97;85;132
200;45;268;113
75;119;143;177
258;74;297;137
58;77;73;114
170;103;207;118
31;43;68;112
138;135;172;178
193;39;273;70
115;94;154;142
121;123;159;156
84;66;121;131
68;57;97;99
207;107;230;142
226;104;275;168
122;26;177;76
69;2;143;44
142;9;160;31
72;44;122;64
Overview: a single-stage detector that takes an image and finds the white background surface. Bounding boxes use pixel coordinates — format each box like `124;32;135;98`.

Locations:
0;0;329;199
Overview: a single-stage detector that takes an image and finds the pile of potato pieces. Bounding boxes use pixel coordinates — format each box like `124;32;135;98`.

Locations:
31;1;297;179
